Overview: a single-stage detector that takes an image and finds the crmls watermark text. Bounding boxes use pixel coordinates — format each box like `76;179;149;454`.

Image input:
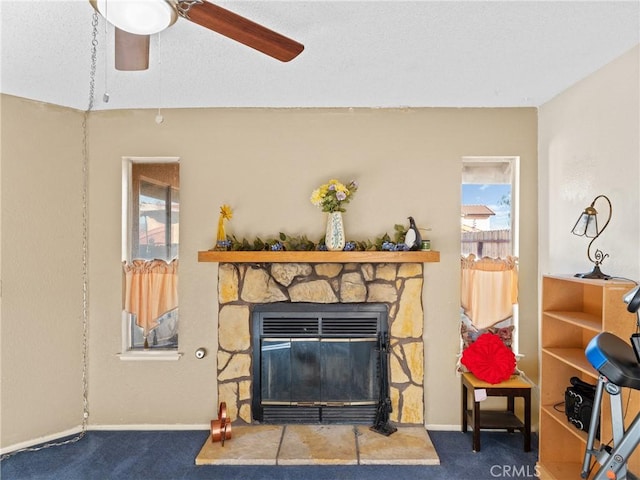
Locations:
490;464;540;478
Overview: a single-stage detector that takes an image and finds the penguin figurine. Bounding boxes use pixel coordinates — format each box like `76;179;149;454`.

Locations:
405;216;422;251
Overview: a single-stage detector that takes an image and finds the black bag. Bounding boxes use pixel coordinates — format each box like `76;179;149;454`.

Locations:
565;376;599;439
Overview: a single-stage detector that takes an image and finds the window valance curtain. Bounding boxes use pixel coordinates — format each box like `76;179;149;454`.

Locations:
123;259;178;338
461;254;518;330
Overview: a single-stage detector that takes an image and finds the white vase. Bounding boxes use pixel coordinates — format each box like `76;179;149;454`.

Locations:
325;211;346;251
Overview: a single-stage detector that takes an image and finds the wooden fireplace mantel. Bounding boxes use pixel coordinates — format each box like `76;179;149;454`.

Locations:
197;250;440;264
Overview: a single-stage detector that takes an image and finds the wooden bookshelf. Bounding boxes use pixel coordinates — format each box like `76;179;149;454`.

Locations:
539;275;638;479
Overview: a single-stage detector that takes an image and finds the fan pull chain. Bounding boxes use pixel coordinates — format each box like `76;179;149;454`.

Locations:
155;32;164;124
102;4;110;103
0;10;96;463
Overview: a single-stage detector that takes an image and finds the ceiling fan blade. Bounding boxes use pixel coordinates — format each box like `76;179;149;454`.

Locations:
115;28;150;71
176;1;304;62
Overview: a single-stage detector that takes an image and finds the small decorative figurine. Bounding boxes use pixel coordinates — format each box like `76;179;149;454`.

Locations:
215;204;233;250
404;216;422;251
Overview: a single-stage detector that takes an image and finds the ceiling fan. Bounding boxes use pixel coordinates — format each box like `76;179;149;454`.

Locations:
89;0;304;71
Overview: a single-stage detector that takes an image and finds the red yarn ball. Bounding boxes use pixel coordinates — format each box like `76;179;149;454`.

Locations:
461;332;516;384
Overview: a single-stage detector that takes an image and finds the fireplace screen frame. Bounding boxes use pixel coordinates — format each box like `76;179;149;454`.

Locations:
251;302;389;424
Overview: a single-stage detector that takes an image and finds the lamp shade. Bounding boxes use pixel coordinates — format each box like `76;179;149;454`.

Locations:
571;206;599;238
92;0;177;35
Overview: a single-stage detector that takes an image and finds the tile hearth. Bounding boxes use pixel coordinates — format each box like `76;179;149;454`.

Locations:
195;425;440;466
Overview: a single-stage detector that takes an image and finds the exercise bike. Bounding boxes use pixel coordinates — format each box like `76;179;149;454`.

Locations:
581;284;640;480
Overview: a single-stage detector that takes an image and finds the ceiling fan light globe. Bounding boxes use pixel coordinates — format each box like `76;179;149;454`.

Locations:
94;0;177;35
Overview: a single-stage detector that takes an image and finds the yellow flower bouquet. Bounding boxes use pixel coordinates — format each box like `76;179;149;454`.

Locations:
310;179;358;213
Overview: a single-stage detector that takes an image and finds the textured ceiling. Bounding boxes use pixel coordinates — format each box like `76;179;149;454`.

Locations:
1;1;639;111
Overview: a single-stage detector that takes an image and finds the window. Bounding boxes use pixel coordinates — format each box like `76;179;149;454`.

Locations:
461;157;519;258
121;157;180;359
460;157;520;355
135;178;179;261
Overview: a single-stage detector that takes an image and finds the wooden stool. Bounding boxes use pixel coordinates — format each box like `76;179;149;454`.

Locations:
461;372;531;452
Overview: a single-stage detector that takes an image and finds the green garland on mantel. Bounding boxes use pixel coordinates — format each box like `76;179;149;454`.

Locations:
225;224;408;252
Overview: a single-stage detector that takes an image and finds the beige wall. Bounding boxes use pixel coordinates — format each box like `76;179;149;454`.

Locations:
1;99;539;446
1;95;86;446
539;44;640;281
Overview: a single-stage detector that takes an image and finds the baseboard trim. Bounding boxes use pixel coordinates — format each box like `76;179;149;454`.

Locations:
89;424;210;431
1;424;210;455
1;425;83;456
424;424;461;431
425;423;539;433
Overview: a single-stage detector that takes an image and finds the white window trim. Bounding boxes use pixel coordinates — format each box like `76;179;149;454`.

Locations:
118;352;183;361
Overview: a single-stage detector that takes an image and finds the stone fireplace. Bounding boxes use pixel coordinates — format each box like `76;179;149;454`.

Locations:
216;261;426;425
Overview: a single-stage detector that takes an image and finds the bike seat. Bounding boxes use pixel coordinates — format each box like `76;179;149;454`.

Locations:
586;332;640;390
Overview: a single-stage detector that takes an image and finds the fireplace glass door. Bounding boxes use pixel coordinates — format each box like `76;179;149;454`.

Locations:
252;303;388;424
261;338;377;406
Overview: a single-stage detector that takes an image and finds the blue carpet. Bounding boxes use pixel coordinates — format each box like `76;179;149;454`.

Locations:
1;430;539;480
